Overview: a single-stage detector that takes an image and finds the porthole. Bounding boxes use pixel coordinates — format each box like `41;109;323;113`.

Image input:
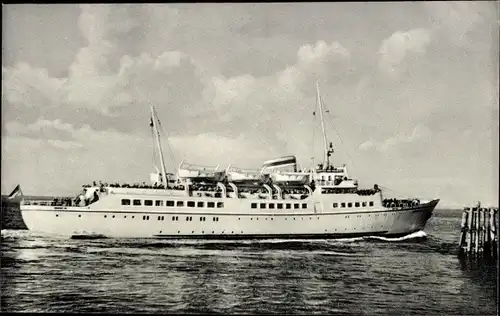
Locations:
124;215;127;218
78;214;81;218
104;215;107;218
112;215;115;218
56;214;59;217
132;216;135;219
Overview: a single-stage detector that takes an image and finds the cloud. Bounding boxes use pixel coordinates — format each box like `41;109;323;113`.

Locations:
359;125;432;152
47;139;84;149
378;28;432;75
424;2;498;50
2;62;66;108
1;35;353;169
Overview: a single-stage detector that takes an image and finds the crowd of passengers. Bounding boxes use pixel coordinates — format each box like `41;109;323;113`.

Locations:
83;181;187;190
382;198;420;208
320;188;379;195
45;192;99;207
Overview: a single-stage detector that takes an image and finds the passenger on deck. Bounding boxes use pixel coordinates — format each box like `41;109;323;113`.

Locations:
77;194;86;207
92;191;99;203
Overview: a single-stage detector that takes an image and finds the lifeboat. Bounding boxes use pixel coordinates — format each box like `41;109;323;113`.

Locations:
226;165;262;183
270;172;310;185
177;161;224;183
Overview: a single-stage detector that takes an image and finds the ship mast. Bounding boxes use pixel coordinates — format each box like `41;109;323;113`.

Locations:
316;81;330;168
150;105;168;189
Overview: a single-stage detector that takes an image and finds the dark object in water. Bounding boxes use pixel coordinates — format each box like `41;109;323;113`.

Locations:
70;234;107;240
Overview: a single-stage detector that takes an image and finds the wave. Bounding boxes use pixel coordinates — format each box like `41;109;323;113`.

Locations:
361;230;428;242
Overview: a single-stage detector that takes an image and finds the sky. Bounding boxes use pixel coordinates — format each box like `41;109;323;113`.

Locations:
2;3;499;208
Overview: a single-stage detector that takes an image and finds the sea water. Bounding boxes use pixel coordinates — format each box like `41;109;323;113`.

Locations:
1;210;497;315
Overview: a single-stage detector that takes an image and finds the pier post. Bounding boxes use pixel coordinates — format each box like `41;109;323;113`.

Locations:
459;209;469;255
467;208;473;256
459;206;498;264
478;209;483;257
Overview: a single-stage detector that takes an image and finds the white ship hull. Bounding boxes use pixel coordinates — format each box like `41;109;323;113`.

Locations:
20;194;438;239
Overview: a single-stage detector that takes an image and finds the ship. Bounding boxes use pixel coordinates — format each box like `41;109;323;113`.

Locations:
18;82;439;239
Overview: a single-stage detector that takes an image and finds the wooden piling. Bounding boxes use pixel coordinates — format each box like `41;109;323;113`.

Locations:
459;209;469;254
458;206;498;263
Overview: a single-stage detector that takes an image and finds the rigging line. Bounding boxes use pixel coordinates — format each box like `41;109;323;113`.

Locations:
154;108;178;171
150;121;159;173
312;101;316;170
328;115;357;172
321;100;357;173
378;185;411;198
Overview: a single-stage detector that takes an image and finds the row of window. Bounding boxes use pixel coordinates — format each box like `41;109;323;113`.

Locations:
59;213;397;221
251;203;307;210
121;199;224;208
333;201;374;208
